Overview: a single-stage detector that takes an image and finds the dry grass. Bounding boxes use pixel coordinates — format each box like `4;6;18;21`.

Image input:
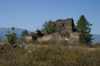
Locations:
0;43;100;66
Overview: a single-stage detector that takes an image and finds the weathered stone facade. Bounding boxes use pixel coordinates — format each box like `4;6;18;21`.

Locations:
69;32;80;45
25;35;32;42
51;18;76;38
52;18;76;34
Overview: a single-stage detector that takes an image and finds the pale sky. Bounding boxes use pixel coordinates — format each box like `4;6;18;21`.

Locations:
0;0;100;34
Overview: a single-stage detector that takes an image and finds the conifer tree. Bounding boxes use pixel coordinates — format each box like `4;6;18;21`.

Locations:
76;15;93;45
21;29;29;38
41;20;54;34
6;27;17;45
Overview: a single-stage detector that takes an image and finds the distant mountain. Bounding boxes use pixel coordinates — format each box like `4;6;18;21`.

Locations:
0;27;31;41
92;34;100;43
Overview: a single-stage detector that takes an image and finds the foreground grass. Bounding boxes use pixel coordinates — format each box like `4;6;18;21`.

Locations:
0;45;100;66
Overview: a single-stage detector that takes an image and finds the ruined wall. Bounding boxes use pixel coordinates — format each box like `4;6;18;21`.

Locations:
69;32;80;45
37;32;80;45
25;32;69;44
37;32;64;42
25;36;32;42
52;18;76;37
25;18;80;45
25;32;80;45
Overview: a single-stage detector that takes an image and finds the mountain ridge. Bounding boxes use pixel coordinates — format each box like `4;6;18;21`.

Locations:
0;27;31;41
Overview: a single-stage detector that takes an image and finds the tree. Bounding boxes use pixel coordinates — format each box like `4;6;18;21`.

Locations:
21;29;29;38
30;32;34;36
41;20;54;34
75;15;93;45
6;27;17;45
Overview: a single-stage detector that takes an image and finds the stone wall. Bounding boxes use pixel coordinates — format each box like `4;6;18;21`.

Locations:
37;32;64;42
25;36;32;42
69;32;80;45
37;32;80;45
52;18;76;37
25;32;80;45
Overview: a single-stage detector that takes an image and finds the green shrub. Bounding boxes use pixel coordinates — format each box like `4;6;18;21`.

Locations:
6;27;17;45
93;42;100;48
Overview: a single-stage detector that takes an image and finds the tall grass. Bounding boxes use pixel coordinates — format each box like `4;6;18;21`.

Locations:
0;44;100;66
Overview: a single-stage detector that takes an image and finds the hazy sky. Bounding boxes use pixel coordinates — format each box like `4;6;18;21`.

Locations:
0;0;100;34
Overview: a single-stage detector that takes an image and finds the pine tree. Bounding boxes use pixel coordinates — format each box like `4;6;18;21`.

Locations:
21;29;29;38
41;20;54;34
6;27;17;45
76;15;93;45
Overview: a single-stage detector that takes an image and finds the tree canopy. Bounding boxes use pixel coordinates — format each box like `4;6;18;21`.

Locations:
41;20;54;34
6;27;17;45
21;29;29;38
75;15;93;45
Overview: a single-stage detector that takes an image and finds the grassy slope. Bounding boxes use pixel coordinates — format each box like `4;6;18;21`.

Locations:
0;44;100;66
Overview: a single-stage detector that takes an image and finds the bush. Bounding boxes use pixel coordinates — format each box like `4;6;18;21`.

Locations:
93;42;100;48
6;27;17;45
0;44;100;66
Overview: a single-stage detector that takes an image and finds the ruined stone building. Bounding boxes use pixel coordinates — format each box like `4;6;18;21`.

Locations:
51;18;80;45
52;18;76;37
53;18;75;33
25;18;80;45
